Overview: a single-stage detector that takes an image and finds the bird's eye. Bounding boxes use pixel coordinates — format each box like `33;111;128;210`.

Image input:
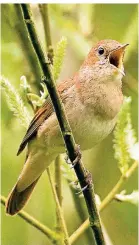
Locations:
98;47;105;55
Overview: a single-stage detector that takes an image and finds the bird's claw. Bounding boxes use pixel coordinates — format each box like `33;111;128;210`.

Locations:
71;145;82;168
65;145;82;168
76;170;92;195
64;154;71;164
76;184;88;194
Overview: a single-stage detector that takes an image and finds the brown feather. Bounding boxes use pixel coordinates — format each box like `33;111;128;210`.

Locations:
6;177;40;215
17;78;74;156
17;99;53;155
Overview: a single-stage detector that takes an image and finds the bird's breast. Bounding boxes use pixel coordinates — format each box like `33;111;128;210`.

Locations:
70;106;118;150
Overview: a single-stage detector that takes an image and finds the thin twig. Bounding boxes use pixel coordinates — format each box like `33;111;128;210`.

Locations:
39;5;64;240
55;155;64;243
47;168;70;245
69;160;138;244
68;181;93;243
20;4;105;245
38;4;53;63
13;4;41;90
55;155;63;207
1;195;60;242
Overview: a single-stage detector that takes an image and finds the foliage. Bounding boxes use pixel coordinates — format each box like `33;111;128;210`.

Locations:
52;36;67;81
0;76;31;128
113;97;137;174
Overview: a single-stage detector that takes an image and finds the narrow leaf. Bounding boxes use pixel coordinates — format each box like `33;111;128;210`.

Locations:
1;76;31;128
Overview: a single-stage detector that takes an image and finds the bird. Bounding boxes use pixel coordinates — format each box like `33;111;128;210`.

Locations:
6;39;128;215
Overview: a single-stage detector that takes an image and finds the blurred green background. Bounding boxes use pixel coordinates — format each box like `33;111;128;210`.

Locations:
1;4;138;245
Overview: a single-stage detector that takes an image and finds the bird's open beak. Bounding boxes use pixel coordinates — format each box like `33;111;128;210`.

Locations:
109;43;129;76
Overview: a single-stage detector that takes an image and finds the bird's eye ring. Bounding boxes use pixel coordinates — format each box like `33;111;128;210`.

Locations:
98;47;105;55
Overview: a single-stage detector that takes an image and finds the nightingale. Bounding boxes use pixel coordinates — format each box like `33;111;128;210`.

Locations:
6;39;128;215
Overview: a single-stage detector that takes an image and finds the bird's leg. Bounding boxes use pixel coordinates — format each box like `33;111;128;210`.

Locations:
65;145;92;194
72;145;92;194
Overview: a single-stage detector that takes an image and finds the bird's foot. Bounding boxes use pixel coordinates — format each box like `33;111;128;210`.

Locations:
71;145;82;168
65;145;82;168
76;170;92;194
64;153;71;165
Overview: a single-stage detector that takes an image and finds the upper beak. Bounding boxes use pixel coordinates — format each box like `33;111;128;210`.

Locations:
109;43;129;76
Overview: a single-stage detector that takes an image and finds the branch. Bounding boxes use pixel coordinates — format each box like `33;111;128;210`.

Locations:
1;195;60;242
20;4;105;245
47;168;70;245
38;4;53;63
38;5;64;241
64;169;93;243
55;155;63;207
54;155;64;244
13;4;41;90
69;160;138;244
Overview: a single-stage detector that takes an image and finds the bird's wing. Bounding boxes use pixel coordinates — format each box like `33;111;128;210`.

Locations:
17;78;74;156
17;98;53;155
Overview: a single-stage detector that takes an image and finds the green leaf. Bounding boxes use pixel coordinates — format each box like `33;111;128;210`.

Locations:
52;36;67;81
0;76;31;128
113;96;137;175
27;82;48;108
20;75;31;94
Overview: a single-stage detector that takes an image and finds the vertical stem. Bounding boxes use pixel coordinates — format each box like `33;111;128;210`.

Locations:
55;155;63;206
38;4;53;63
39;4;64;241
55;155;63;242
13;4;41;90
47;168;70;245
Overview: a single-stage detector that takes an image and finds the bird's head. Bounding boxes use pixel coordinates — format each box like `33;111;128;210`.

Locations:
82;39;129;78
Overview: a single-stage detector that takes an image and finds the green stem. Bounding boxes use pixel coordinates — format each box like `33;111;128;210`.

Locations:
39;5;63;241
47;168;70;245
14;4;41;90
55;155;64;244
55;155;63;207
38;4;53;63
67;180;93;243
1;195;60;242
20;4;105;245
69;160;138;244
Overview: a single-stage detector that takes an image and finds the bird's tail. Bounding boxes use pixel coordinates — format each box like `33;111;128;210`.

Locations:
6;176;40;215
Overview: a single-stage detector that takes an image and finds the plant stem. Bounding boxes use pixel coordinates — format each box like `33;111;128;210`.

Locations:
39;5;63;241
69;160;138;244
13;4;41;90
47;168;70;245
55;155;64;244
38;4;53;63
1;195;60;242
55;155;63;207
20;4;105;244
67;180;93;243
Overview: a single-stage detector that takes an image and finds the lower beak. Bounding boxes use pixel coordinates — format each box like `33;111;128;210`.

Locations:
109;43;129;76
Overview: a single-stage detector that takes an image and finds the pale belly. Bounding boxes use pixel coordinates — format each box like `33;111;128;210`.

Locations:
70;110;117;150
37;103;117;155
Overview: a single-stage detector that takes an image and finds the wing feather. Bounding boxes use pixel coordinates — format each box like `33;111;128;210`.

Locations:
17;78;74;156
17;99;53;155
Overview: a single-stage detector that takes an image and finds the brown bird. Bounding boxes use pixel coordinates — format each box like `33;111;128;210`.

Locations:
6;39;128;215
